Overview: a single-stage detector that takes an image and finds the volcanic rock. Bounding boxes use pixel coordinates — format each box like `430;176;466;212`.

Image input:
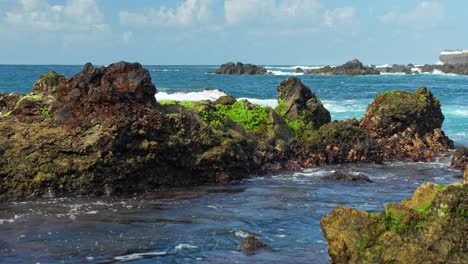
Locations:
214;62;267;75
321;182;468;264
306;59;380;75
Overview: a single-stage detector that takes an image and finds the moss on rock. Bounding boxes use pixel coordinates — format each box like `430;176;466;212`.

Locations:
321;182;468;264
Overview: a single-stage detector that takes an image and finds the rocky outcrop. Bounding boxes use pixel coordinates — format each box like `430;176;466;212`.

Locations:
360;87;453;161
321;182;468;264
321;171;372;183
377;64;415;74
451;147;468;169
214;62;268;75
0;63;455;200
240;235;272;253
306;59;380;75
276;77;331;134
420;63;468;75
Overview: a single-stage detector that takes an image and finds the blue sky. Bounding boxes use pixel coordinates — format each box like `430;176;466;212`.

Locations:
0;0;466;65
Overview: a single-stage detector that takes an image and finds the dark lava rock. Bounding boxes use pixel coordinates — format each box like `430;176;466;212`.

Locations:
377;64;415;74
276;77;330;132
214;95;237;105
214;62;267;75
419;63;468;75
321;171;372;183
451;147;468;169
360;87;453;161
321;182;467;264
241;235;272;252
0;92;22;114
306;59;380;75
295;67;304;73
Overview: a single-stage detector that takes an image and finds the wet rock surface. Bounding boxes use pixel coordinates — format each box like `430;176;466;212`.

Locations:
451;147;468;169
321;171;372;183
321;182;468;264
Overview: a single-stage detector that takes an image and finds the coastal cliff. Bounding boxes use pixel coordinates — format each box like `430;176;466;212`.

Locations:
0;62;454;200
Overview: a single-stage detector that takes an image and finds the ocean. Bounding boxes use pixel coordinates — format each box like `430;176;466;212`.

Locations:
0;65;466;263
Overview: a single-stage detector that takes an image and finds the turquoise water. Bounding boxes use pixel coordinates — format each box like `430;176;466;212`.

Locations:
0;65;466;263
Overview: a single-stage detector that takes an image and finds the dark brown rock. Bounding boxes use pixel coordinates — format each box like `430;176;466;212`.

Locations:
241;235;272;252
360;87;453;161
214;95;237;105
321;171;372;183
306;59;380;75
451;147;468;169
214;62;267;75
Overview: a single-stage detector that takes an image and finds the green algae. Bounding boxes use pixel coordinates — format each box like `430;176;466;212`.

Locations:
41;107;51;118
414;184;447;215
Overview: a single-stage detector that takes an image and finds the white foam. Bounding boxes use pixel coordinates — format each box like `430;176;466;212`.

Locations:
267;70;304;76
0;218;15;224
156;90;227;102
322;99;367;113
375;64;390;68
175;244;198;250
238;98;278;108
380;72;407;75
114;251;167;261
234;229;250;238
265;65;320;70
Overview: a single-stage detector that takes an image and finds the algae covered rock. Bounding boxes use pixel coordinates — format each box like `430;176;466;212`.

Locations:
296;120;383;166
360;87;453;161
241;235;272;253
451;147;468;169
321;182;468;264
276;77;331;135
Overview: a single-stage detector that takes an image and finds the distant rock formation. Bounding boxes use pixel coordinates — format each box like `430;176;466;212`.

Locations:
213;62;268;75
377;64;415;74
321;182;468;264
306;59;380;75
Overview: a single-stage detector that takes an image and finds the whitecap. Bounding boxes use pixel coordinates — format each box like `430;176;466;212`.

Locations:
175;244;198;250
114;251;167;261
233;229;250;238
237;98;278;108
267;70;304;76
156;90;227;102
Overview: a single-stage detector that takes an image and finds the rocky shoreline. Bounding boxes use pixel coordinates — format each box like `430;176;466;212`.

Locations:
0;62;457;201
212;59;468;76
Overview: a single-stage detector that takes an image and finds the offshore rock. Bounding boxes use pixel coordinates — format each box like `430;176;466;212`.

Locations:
306;59;380;75
451;147;468;169
241;235;272;253
321;171;372;183
360;87;453;161
214;62;268;75
321;182;468;264
276;77;331;133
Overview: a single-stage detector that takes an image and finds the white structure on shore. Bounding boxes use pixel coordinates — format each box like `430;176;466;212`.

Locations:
439;50;468;65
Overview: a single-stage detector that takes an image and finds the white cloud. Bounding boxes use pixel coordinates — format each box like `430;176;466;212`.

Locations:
223;0;353;28
379;1;444;29
323;6;355;28
120;0;216;27
3;0;109;33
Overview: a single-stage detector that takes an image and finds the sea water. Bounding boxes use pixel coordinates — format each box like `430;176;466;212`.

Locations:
0;65;466;263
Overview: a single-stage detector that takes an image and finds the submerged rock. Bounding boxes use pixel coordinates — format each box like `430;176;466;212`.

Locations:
321;182;468;264
306;59;380;75
360;87;453;161
240;235;272;252
214;62;267;75
451;147;468;169
321;171;372;183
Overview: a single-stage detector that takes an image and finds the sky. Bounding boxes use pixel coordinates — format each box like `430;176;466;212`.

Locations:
0;0;467;65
